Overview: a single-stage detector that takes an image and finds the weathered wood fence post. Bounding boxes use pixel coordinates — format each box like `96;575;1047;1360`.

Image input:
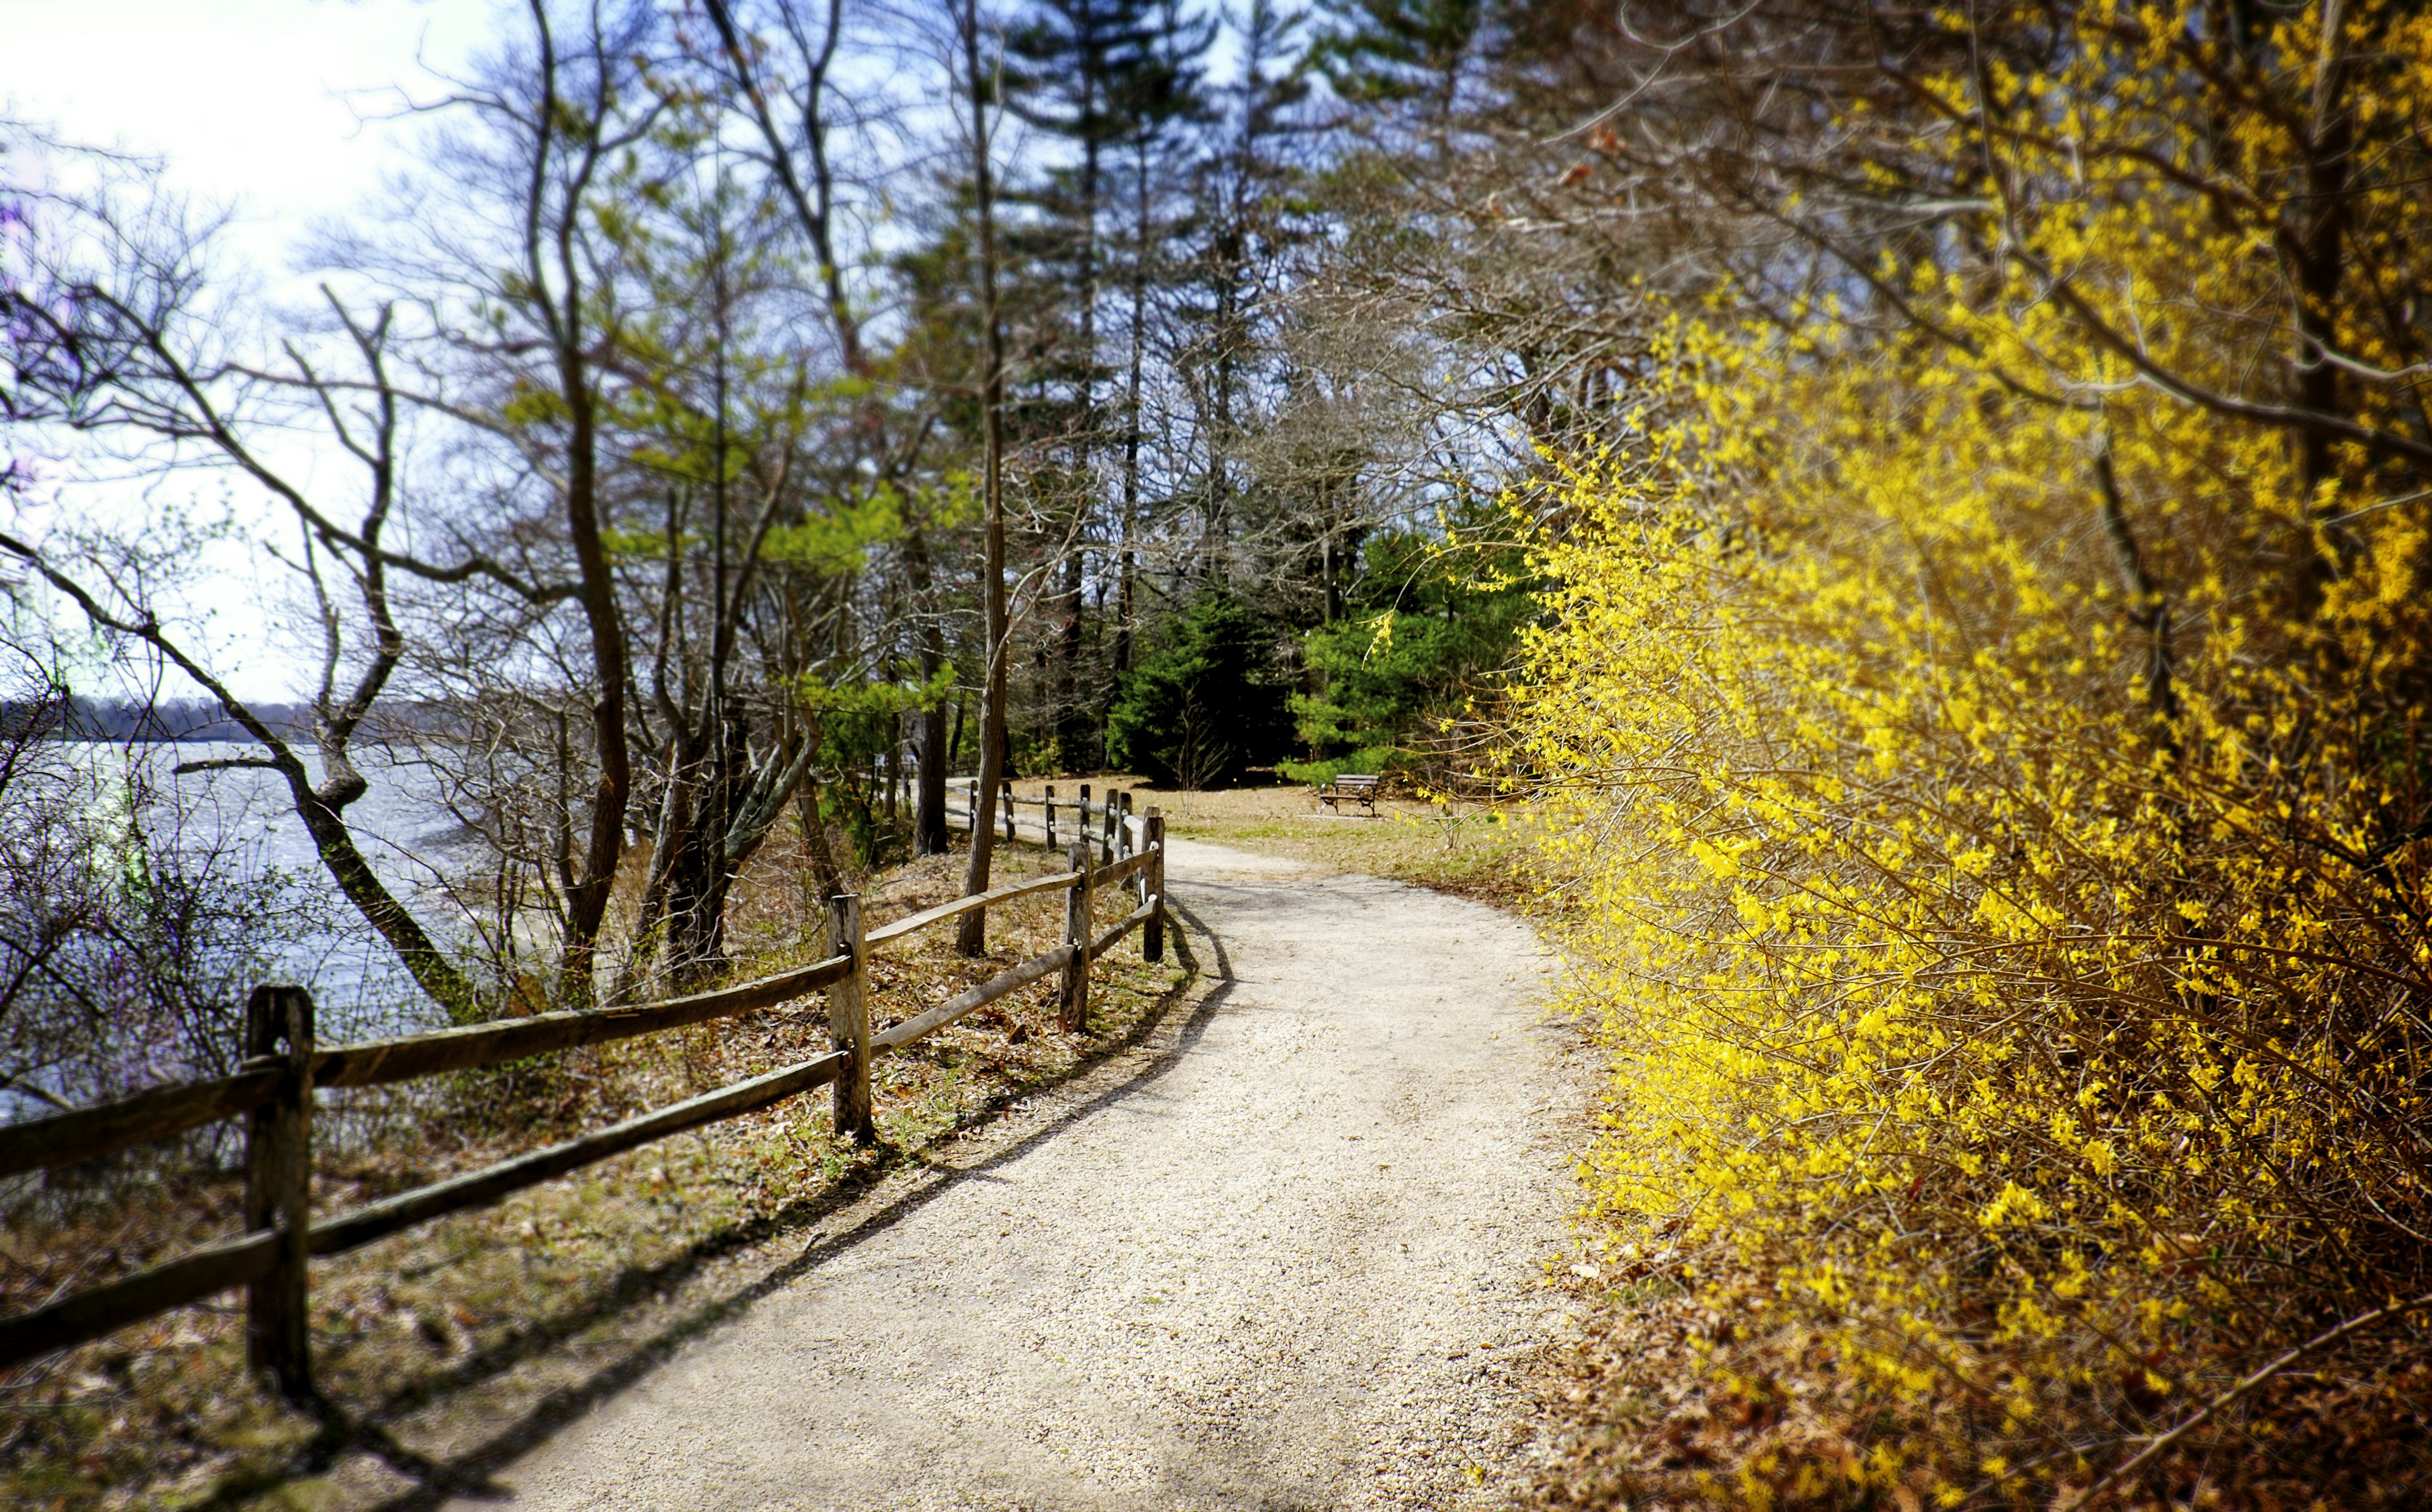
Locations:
828;894;872;1142
1001;780;1016;843
243;984;314;1400
1044;784;1056;849
1142;809;1165;964
1062;840;1092;1033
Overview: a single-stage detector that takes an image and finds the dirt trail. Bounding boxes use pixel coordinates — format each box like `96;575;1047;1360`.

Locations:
451;839;1579;1511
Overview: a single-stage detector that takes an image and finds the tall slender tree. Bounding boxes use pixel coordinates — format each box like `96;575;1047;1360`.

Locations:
1004;0;1186;765
1110;0;1214;686
701;0;958;861
954;0;1015;952
1179;0;1308;580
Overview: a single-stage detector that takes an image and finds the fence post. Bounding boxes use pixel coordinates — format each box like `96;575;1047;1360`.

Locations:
1142;810;1165;964
828;893;872;1143
1062;840;1092;1033
1122;797;1141;902
1100;790;1118;866
1117;790;1134;864
1002;780;1016;843
832;894;880;1142
243;984;314;1401
1044;784;1056;850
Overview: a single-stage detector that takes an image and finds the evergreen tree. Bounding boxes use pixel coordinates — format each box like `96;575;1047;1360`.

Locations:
1284;519;1536;783
1173;0;1310;584
1109;0;1215;693
1106;591;1292;787
1004;0;1213;769
1309;0;1483;113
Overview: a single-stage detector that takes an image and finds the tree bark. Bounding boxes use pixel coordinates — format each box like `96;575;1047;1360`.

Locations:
958;0;1011;955
1115;139;1153;684
524;0;633;1008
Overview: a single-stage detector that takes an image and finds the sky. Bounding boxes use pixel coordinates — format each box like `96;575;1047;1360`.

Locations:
6;0;501;700
6;0;493;222
5;0;1097;703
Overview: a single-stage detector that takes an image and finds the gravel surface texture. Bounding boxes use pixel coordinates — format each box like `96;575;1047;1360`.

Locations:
449;838;1580;1511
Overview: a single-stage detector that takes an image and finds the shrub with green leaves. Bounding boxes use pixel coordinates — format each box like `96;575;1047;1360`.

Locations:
1283;526;1535;786
1106;593;1291;788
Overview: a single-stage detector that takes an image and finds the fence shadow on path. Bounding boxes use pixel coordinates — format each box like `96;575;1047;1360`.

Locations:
191;901;1233;1511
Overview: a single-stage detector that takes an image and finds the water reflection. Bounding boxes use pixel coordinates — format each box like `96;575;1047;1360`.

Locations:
101;740;482;1042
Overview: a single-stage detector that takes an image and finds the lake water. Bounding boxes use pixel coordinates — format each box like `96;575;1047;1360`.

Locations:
86;740;482;1042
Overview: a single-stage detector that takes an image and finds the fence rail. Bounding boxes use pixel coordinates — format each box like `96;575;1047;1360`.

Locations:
945;776;1140;864
0;801;1168;1397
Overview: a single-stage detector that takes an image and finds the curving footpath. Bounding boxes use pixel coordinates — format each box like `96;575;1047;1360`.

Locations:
449;839;1578;1511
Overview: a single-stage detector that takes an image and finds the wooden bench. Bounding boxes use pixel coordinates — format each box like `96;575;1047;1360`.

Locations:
1316;772;1382;816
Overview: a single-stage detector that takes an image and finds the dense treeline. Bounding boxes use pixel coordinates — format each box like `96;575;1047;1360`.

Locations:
0;696;310;741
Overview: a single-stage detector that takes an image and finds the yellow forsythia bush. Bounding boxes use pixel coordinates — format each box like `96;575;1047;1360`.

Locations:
1512;3;2432;1505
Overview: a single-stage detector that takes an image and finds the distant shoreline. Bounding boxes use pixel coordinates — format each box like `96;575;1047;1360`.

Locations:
8;699;463;744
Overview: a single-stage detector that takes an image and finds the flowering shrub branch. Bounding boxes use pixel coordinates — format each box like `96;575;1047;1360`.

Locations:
1510;1;2432;1502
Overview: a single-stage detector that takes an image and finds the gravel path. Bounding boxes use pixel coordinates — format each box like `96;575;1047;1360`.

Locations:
452;839;1578;1511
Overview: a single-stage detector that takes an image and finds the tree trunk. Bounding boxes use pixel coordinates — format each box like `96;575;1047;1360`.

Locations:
794;770;847;902
540;34;631;1007
901;517;953;857
1115;139;1151;685
1056;127;1102;771
958;0;1011;955
916;698;951;855
294;781;482;1020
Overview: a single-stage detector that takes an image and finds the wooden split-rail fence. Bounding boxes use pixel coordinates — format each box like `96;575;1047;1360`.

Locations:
0;802;1168;1401
944;776;1146;857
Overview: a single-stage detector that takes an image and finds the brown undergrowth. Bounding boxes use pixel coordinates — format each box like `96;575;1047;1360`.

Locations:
1530;1252;2432;1512
0;835;1188;1509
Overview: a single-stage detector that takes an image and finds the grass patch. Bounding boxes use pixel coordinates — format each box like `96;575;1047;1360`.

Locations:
1056;777;1541;908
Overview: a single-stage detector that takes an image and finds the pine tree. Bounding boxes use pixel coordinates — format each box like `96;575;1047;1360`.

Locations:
1175;0;1309;583
1309;0;1482;114
1004;0;1212;767
1109;0;1214;690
